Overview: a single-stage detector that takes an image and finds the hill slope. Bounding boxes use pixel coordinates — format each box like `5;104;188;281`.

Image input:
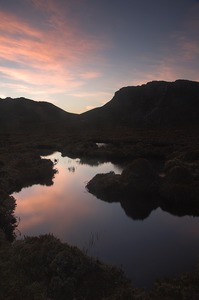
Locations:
1;80;199;134
0;97;78;133
80;80;199;128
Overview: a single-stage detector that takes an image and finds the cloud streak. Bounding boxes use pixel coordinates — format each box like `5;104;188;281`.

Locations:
0;0;198;112
0;5;106;100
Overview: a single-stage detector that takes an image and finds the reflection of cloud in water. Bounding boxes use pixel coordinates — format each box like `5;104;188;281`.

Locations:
13;152;199;289
14;153;120;238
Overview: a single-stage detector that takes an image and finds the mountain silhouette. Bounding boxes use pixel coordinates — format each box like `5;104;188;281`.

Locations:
0;97;78;133
80;79;199;128
1;79;199;133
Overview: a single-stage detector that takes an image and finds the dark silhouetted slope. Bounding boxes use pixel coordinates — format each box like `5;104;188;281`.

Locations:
0;97;78;133
1;80;199;134
80;80;199;128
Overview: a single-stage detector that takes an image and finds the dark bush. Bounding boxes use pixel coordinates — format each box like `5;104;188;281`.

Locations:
165;166;193;184
121;158;160;194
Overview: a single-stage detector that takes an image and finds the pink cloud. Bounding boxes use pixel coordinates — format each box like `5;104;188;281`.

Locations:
0;7;107;97
181;40;199;60
80;72;102;79
0;11;41;38
71;91;112;98
27;0;66;20
166;5;199;63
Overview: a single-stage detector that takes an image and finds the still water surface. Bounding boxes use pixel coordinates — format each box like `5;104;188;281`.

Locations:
14;152;199;288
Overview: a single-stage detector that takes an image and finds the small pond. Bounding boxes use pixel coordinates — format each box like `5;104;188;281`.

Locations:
13;152;199;289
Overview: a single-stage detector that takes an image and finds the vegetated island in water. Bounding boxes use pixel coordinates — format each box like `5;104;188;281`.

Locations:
0;79;199;299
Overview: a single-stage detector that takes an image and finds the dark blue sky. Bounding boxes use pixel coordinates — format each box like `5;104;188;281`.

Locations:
0;0;198;112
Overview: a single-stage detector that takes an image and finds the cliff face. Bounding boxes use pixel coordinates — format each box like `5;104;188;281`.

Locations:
80;80;199;128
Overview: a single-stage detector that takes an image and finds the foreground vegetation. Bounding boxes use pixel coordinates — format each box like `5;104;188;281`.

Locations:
1;231;199;300
0;232;139;300
0;127;199;299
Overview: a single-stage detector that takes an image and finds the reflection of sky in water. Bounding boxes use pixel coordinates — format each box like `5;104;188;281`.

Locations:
13;152;199;289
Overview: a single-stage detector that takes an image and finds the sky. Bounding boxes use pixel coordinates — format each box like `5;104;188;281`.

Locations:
0;0;199;113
